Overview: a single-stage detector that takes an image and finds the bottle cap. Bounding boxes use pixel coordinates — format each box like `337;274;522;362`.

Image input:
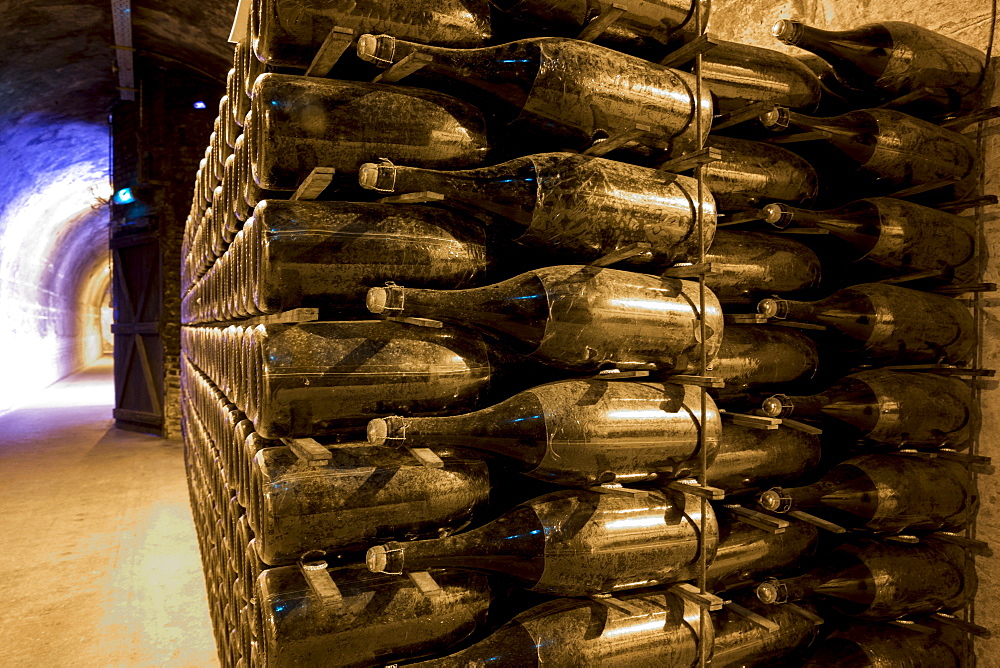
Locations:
759;106;791;130
366;287;389;314
367;418;389;444
759;488;789;512
356;34;379;63
762;203;794;228
758;298;781;318
366;545;389;572
756;581;783;604
762;394;791;417
358;163;381;190
771;19;804;45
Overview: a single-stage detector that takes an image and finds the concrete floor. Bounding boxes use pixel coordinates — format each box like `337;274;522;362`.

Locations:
0;357;218;667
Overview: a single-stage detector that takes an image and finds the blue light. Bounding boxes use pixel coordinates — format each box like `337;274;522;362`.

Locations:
193;101;207;109
113;187;134;204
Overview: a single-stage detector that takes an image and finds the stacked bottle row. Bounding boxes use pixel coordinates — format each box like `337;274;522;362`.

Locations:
180;1;989;666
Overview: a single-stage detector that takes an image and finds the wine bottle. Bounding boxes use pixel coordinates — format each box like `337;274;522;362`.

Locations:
803;618;973;668
249;74;490;191
244;199;489;314
703;231;821;305
772;20;985;110
249;443;491;564
761;369;976;447
414;590;818;667
355;35;712;156
701;136;819;213
707;520;819;593
759;107;976;196
359;152;718;265
492;0;708;58
758;283;974;364
248;320;538;439
708;424;822;496
367;378;721;486
365;486;715;596
762;198;976;277
255;564;492;667
756;537;975;620
365;265;723;372
701;39;823;113
709;326;820;402
252;0;492;69
759;453;976;533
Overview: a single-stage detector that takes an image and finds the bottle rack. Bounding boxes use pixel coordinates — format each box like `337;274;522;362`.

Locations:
179;3;994;666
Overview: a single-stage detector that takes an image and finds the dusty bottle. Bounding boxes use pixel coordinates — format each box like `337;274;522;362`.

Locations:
701;136;820;212
366;486;717;596
366;265;723;372
249;320;538;439
761;369;976;447
247;200;489;314
756;537;975;620
367;378;721;486
759;107;976;196
414;590;818;667
702;231;821;305
708;424;822;497
255;564;492;667
758;283;974;364
359;153;717;265
803;618;973;668
356;35;712;156
701;39;823;113
492;0;708;57
759;453;977;533
772;20;985;111
249;443;491;564
252;0;492;69
709;325;820;402
763;198;976;278
249;74;490;191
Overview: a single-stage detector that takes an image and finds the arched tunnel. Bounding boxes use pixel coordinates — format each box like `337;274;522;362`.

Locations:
1;0;999;665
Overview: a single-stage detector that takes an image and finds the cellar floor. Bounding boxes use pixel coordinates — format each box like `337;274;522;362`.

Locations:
0;357;218;667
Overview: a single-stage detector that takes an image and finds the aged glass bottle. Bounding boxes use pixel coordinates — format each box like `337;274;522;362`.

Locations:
758;283;975;364
249;74;490;191
252;0;492;69
355;35;712;156
255;564;492;667
366;265;723;372
491;0;708;57
709;325;820;402
756;537;975;620
759;453;976;533
249;320;538;439
707;521;819;593
708;424;822;497
701;40;823;113
367;378;722;486
366;487;717;596
761;369;976;447
359;153;718;265
413;590;818;667
762;198;976;277
247;199;489;314
702;231;821;305
759;107;976;195
701;136;820;212
803;619;973;668
249;443;491;564
772;20;985;110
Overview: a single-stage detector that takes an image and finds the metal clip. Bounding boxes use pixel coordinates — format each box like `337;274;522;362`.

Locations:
358;159;397;192
756;578;789;604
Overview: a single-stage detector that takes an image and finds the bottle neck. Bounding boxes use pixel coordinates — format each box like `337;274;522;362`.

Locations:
759;480;843;513
367;505;546;586
759;290;877;342
368;273;550;348
761;108;877;165
359;160;538;227
759;566;874;607
762;202;879;257
367;391;550;470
